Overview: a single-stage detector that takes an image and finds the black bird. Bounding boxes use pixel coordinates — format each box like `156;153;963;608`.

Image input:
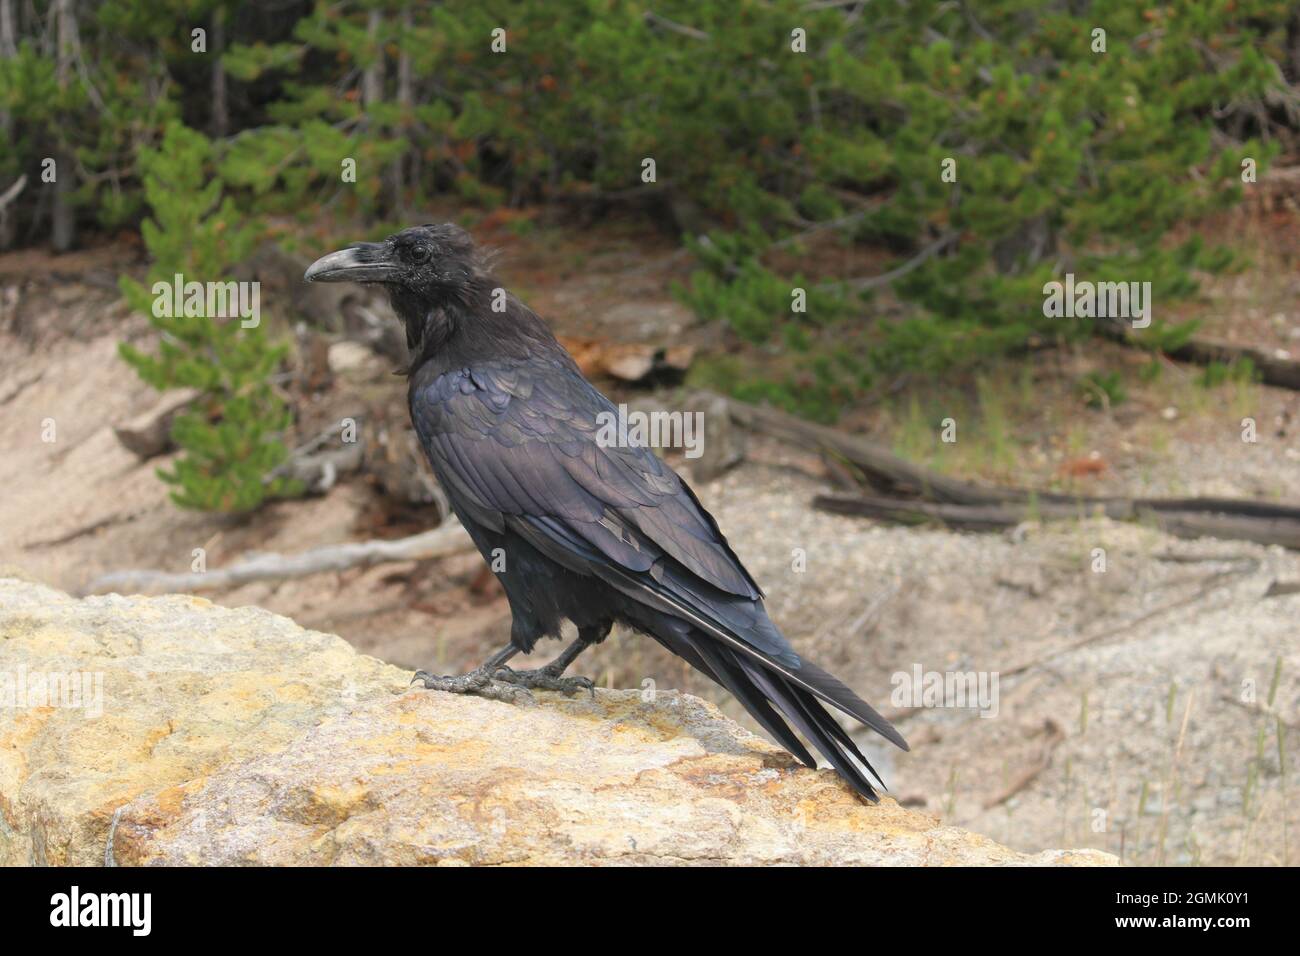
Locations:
305;224;908;800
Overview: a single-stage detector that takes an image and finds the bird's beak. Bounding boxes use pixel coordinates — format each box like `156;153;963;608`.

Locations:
303;243;398;283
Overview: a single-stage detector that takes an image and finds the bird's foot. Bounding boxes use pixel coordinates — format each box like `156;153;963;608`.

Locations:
491;664;596;698
411;666;535;704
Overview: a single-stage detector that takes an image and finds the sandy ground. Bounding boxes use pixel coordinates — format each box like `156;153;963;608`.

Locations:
2;227;1298;865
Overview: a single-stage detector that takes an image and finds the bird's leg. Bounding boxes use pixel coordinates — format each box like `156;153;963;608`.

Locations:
412;644;535;704
491;632;597;697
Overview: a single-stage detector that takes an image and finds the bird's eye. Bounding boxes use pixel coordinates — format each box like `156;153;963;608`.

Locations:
410;245;431;264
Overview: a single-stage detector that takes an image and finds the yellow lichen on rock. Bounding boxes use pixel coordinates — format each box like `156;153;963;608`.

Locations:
0;576;1117;866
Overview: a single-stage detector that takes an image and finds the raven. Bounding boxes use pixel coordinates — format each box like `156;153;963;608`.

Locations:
305;224;908;801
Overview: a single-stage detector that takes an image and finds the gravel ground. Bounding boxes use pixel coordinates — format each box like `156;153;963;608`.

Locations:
675;446;1300;865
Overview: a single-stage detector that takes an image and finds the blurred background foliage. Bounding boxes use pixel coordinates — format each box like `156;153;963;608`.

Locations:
2;0;1297;432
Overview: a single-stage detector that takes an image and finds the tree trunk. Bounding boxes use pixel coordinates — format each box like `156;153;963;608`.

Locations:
361;7;388;217
52;0;77;252
391;5;413;217
210;5;228;139
362;8;384;108
0;0;16;248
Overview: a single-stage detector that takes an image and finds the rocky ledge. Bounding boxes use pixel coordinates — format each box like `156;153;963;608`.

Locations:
0;575;1115;866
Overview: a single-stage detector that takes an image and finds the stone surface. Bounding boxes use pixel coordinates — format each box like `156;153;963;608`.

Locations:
0;577;1116;866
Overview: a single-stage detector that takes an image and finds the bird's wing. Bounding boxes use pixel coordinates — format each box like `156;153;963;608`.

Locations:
413;360;765;585
411;360;773;611
411;359;907;761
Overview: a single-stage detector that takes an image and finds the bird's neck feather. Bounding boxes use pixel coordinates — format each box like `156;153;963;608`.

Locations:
391;280;564;376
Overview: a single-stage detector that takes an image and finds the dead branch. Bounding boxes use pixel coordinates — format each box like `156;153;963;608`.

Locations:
829;230;959;293
982;717;1065;810
1219;693;1300;731
24;510;145;550
80;519;474;596
644;11;709;40
1264;579;1300;598
278;442;365;493
0;368;42;406
268;416;368;493
0;173;26;212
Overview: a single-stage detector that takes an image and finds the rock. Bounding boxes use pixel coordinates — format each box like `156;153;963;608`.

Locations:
691;393;745;484
0;577;1116;866
326;340;385;377
111;388;200;460
0;577;404;866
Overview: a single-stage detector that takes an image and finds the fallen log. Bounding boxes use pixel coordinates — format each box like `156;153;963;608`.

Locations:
1094;316;1300;392
726;396;1115;508
718;394;1300;550
1166;336;1300;391
81;519;474;596
268;415;368;494
1141;508;1300;549
813;494;1300;549
724;395;1002;504
278;442;365;494
812;494;1107;531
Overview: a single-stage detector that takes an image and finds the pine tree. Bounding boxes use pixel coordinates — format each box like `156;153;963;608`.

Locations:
119;122;302;513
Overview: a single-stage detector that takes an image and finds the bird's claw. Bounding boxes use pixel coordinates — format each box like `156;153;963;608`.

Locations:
492;665;596;698
411;667;535;704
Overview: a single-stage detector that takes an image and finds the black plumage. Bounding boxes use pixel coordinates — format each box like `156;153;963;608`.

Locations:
305;223;908;801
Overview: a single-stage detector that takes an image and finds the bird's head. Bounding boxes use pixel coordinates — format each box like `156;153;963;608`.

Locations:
303;223;485;305
304;222;552;371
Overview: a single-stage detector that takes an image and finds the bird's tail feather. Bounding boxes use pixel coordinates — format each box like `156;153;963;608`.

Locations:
507;518;905;800
697;635;886;802
785;656;910;753
602;561;909;755
736;653;886;800
687;637;819;771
